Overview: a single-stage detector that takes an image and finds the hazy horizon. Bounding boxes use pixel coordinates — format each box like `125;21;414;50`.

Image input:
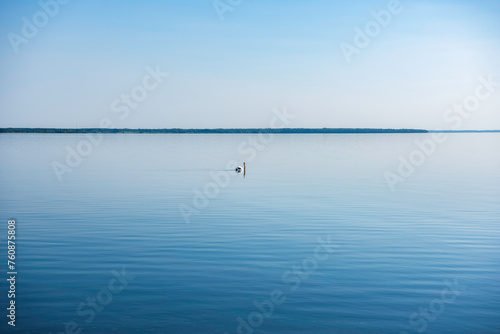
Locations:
1;127;500;131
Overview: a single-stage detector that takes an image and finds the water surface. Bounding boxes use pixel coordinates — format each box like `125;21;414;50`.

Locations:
0;133;499;333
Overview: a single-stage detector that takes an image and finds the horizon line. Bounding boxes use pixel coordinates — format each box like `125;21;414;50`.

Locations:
1;128;500;134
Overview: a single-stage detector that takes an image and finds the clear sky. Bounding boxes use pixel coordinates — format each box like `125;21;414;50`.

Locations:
0;0;499;129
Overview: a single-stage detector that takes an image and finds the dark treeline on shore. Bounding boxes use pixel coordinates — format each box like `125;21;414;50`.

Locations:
0;128;429;134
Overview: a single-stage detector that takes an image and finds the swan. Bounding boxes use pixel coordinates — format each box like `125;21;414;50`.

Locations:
235;162;246;173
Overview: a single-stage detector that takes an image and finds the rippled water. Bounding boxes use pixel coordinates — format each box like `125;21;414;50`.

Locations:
0;133;499;334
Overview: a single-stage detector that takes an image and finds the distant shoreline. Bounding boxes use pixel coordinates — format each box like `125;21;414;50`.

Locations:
0;128;498;134
0;128;427;134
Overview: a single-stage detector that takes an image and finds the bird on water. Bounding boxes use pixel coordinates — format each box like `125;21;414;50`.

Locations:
235;162;246;173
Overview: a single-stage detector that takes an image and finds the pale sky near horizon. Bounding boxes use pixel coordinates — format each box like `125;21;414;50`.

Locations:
0;0;499;130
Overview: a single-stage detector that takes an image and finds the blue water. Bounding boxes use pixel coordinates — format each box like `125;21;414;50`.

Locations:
0;133;499;334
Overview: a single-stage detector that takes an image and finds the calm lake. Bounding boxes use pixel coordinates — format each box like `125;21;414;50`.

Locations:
0;133;499;334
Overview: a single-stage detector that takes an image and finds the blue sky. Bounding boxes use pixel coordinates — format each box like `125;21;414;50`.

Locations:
0;0;499;129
